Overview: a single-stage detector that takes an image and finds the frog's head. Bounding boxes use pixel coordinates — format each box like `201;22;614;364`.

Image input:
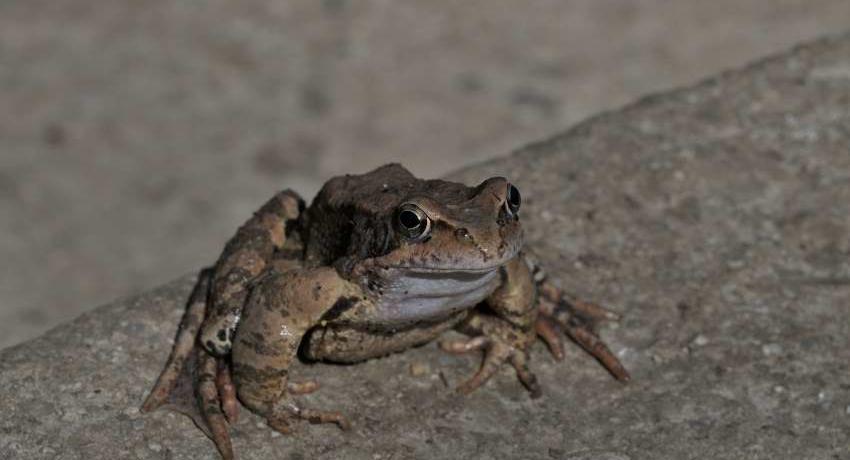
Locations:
362;174;524;274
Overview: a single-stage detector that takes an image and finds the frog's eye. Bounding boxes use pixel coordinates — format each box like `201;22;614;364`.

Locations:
396;203;431;241
505;183;521;216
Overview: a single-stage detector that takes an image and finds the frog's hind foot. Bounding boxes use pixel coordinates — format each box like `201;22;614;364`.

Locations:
266;402;351;435
536;281;630;382
141;268;213;413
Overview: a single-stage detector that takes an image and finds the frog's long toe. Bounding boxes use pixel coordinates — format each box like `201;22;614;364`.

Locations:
267;402;351;435
198;353;235;460
534;316;565;361
292;405;351;430
537;290;630;382
561;318;630;382
538;281;621;321
216;360;239;424
287;379;320;395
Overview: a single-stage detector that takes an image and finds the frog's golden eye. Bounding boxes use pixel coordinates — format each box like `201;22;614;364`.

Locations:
505;183;521;216
396;203;431;241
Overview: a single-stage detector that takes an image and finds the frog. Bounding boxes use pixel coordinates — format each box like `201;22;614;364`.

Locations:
141;163;630;459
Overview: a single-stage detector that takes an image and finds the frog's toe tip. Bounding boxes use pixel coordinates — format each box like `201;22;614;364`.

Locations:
336;417;353;431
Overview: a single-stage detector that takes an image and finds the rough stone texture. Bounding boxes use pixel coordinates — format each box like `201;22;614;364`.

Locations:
2;35;850;459
4;0;850;349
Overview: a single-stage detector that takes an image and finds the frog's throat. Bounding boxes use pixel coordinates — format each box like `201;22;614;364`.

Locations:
370;267;501;326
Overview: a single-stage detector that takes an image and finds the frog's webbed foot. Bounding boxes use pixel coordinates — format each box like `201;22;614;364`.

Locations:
441;315;542;398
536;281;630;382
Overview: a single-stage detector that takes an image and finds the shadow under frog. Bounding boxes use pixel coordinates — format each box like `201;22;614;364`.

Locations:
141;163;630;459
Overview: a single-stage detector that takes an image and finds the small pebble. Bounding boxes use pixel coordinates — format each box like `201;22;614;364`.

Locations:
691;334;709;347
409;362;429;377
761;343;783;357
148;443;162;453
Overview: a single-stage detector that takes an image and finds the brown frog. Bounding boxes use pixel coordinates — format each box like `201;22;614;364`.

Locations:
141;164;629;459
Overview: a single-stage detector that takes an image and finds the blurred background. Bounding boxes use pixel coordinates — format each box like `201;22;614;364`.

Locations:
2;1;849;349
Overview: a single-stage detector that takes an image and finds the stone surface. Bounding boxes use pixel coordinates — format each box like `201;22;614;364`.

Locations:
2;35;850;459
4;0;850;349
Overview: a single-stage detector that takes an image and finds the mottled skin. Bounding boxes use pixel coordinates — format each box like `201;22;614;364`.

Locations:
141;164;629;459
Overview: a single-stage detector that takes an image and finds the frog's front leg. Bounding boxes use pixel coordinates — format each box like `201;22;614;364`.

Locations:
441;255;543;397
230;266;361;434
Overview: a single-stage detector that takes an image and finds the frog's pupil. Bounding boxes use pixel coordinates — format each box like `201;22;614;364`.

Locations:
399;210;421;230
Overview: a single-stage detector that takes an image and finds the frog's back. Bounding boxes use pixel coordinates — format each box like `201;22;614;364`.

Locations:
314;163;418;214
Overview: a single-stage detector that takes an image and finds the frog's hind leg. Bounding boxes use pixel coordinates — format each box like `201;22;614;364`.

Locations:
200;189;305;357
141;268;213;413
536;281;630;382
231;267;359;436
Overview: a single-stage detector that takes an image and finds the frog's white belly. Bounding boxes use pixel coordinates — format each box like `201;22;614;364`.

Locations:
373;268;501;326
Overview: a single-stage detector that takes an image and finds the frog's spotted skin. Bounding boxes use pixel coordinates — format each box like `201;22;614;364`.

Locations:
141;164;629;460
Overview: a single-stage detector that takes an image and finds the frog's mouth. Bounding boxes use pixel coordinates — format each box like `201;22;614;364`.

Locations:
389;265;502;275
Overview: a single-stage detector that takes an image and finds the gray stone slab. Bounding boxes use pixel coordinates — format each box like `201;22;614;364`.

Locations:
2;34;850;459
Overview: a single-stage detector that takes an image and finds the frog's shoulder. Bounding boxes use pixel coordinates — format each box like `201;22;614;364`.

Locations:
313;163;472;216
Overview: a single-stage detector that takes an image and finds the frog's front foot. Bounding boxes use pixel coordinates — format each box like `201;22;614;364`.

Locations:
441;314;542;398
536;281;631;382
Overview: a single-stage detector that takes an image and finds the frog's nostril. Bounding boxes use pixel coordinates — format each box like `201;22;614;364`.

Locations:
455;228;473;241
